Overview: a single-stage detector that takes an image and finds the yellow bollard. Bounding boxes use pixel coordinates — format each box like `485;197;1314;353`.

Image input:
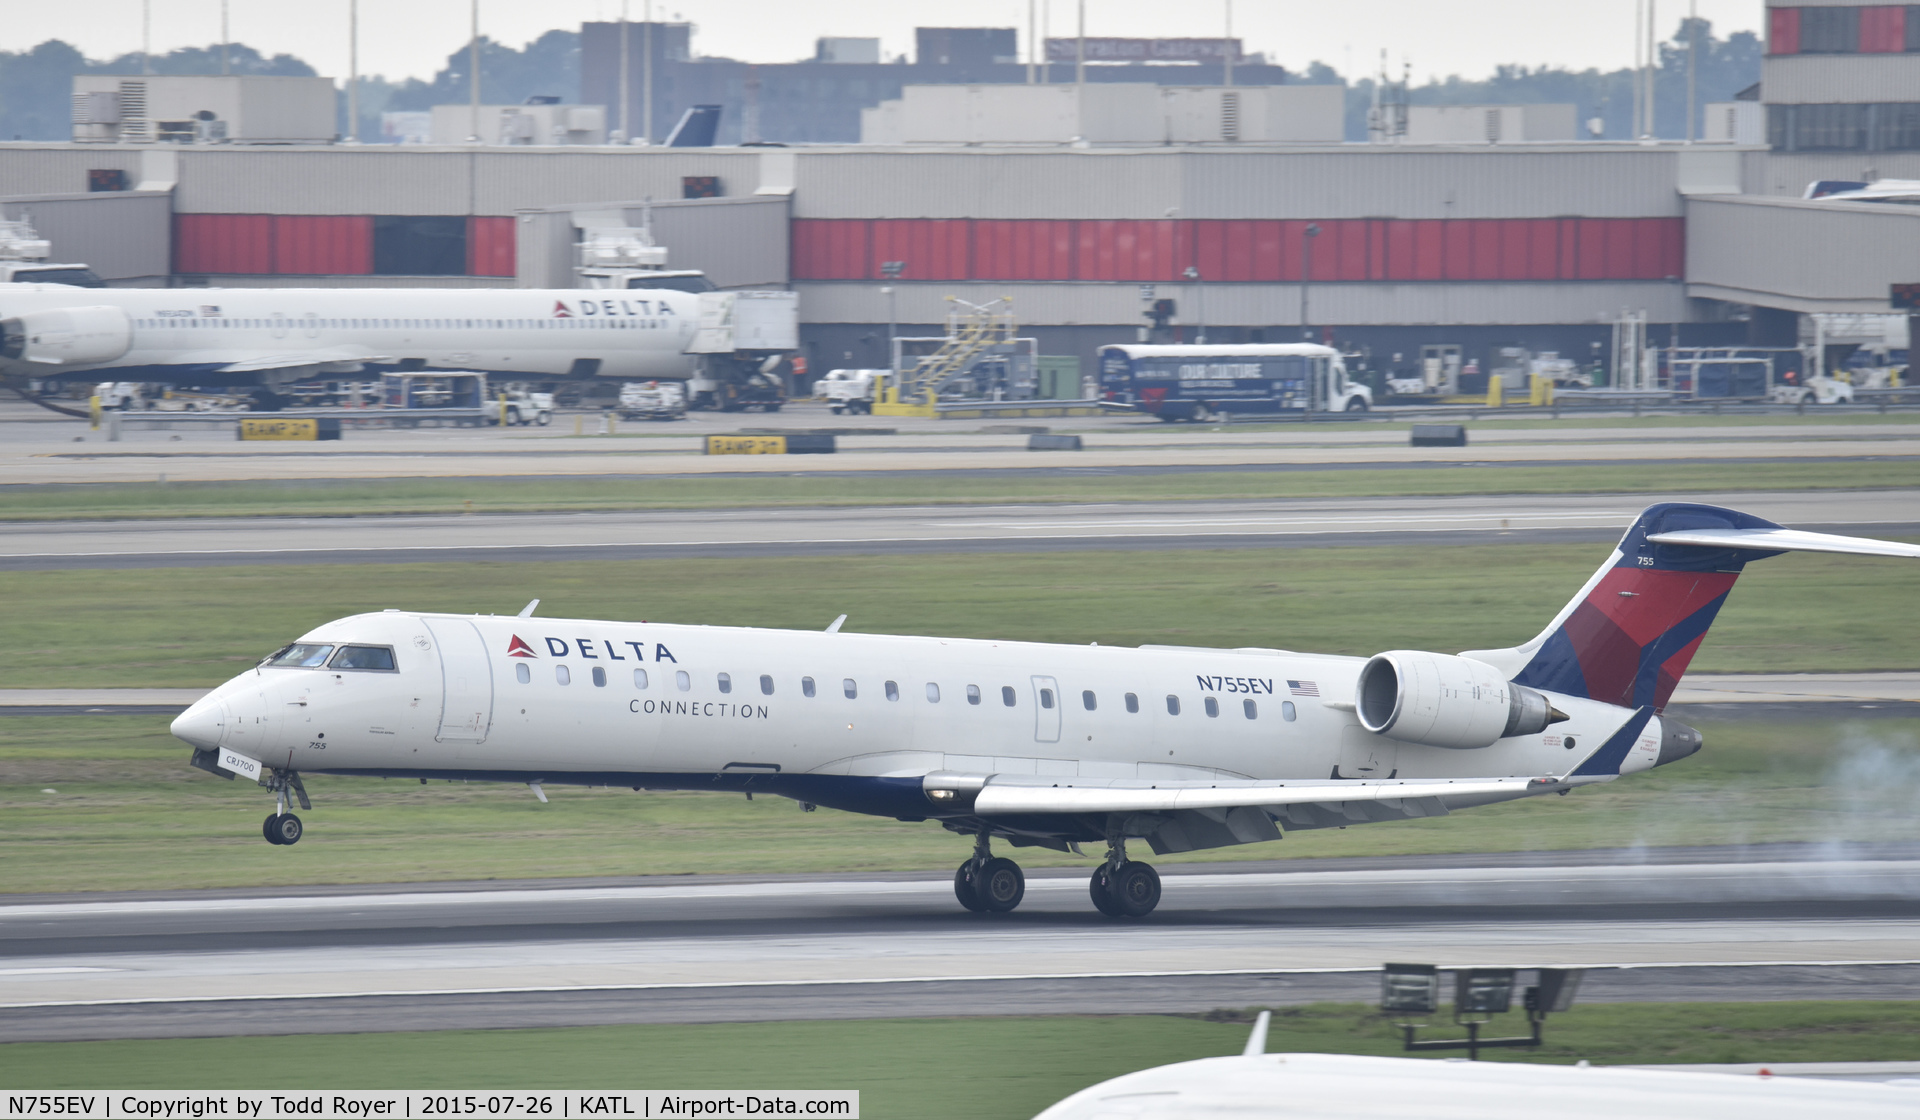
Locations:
574;414;583;436
498;393;508;427
1486;374;1503;408
89;394;101;431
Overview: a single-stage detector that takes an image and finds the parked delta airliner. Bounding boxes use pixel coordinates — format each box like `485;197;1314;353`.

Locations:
171;504;1920;917
0;284;701;392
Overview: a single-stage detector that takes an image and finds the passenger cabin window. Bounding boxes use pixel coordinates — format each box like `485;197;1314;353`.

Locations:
802;676;817;698
966;684;981;705
1001;686;1017;707
1039;688;1055;709
634;668;649;689
885;680;900;701
760;674;775;696
1166;695;1181;715
269;643;334;668
592;666;608;687
1243;699;1258;719
926;683;941;702
329;645;396;671
718;672;732;694
843;678;858;699
557;665;572;685
1282;701;1297;722
676;670;690;691
515;663;530;684
1204;697;1220;717
1125;693;1139;713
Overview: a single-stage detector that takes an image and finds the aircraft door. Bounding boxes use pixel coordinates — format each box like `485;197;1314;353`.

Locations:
424;617;493;743
1031;675;1061;744
270;313;288;340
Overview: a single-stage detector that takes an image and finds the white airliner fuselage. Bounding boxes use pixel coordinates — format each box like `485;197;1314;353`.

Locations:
0;285;702;386
169;503;1920;917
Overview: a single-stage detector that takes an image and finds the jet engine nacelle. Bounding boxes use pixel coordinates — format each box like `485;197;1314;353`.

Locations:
0;306;133;367
1356;650;1560;749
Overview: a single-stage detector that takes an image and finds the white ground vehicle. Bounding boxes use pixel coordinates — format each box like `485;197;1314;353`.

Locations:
0;219;104;287
500;390;554;426
1769;374;1855;406
1098;344;1372;421
820;369;887;414
94;381;150;409
617;380;687;421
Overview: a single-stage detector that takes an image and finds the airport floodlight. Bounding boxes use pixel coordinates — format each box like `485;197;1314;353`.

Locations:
1527;968;1585;1016
1380;963;1439;1016
880;260;906;279
1455;968;1515;1018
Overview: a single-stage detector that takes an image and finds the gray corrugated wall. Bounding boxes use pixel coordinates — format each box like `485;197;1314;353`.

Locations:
1686;195;1920;312
0;190;171;281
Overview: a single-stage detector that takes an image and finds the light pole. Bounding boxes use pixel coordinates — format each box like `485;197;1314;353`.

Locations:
881;260;906;378
1300;223;1321;342
1183;264;1205;344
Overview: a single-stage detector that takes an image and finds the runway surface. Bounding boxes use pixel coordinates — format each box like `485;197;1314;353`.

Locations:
3;848;1916;1040
5;490;1917;569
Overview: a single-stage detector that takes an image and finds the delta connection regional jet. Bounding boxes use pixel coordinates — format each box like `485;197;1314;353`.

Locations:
171;504;1920;918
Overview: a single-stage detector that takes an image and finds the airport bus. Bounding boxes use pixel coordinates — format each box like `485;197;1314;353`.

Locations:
1097;343;1371;421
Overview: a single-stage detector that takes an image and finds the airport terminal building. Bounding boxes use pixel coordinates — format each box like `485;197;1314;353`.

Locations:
2;0;1915;383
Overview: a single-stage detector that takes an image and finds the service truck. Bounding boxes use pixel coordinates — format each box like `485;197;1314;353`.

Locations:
820;369;888;414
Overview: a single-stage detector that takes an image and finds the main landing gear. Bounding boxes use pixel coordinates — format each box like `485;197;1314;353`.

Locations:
1089;838;1161;918
260;769;310;846
954;832;1026;913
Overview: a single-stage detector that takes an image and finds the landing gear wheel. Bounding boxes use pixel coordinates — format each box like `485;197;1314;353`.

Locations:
268;813;303;846
977;857;1025;912
262;814;285;845
1110;861;1161;917
1089;865;1122;917
954;861;988;912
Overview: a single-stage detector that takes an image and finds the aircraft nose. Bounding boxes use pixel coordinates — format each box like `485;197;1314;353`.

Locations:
170;697;227;750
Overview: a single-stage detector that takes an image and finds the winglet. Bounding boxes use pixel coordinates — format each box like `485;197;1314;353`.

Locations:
1242;1010;1271;1057
825;614;847;634
1646;526;1920;560
518;599;540;618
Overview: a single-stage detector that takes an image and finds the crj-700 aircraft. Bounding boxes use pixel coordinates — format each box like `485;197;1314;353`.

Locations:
0;284;702;398
171;504;1920;917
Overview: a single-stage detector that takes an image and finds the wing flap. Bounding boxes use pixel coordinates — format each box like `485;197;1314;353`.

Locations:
216;349;394;374
971;776;1547;816
1646;527;1920;560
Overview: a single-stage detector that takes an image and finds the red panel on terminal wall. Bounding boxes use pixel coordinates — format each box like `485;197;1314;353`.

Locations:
1366;220;1388;281
1860;7;1904;51
1191;221;1228;282
1768;6;1800;54
273;216;373;275
1412;222;1445;281
1440;221;1474;280
174;214;273;274
791;219;866;280
1250;221;1283;281
1382;220;1416;280
1328;220;1368;281
1524;219;1559;280
467;217;515;277
1574;219;1612;280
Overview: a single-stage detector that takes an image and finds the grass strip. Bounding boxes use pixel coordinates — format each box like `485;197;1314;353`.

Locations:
2;715;1913;892
3;543;1917;690
2;458;1918;520
3;1004;1918;1115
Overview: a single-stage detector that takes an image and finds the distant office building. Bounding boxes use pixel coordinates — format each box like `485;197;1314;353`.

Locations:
70;75;336;144
579;23;1289;145
815;38;881;64
1763;0;1920;152
863;84;1343;145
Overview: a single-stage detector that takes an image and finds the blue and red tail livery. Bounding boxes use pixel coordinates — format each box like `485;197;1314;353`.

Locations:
1471;504;1788;712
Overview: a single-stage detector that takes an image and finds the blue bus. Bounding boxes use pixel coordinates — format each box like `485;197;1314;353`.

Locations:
1097;344;1371;421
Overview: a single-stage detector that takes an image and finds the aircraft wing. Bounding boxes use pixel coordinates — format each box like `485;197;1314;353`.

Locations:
1646;526;1920;559
147;347;397;374
966;775;1552;816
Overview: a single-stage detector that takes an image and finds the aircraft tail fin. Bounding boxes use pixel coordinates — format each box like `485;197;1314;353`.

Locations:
1460;503;1919;712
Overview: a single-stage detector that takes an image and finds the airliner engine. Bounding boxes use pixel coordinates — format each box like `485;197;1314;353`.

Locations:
0;306;133;367
1356;650;1563;749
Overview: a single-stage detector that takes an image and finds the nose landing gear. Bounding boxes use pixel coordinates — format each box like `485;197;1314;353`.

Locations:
259;768;311;846
954;831;1026;913
1090;837;1160;918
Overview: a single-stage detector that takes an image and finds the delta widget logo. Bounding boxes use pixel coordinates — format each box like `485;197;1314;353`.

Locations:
506;635;539;658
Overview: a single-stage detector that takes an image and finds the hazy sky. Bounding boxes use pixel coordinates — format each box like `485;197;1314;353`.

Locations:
9;1;1764;85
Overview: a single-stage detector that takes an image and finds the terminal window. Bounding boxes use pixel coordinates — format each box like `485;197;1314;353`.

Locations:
373;216;467;275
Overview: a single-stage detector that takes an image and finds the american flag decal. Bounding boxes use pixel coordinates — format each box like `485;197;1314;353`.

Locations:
1288;680;1320;697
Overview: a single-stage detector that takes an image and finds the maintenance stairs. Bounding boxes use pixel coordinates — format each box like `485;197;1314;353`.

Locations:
896;297;1020;404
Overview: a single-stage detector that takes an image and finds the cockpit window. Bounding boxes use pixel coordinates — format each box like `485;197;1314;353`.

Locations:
329;645;397;671
268;643;335;668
